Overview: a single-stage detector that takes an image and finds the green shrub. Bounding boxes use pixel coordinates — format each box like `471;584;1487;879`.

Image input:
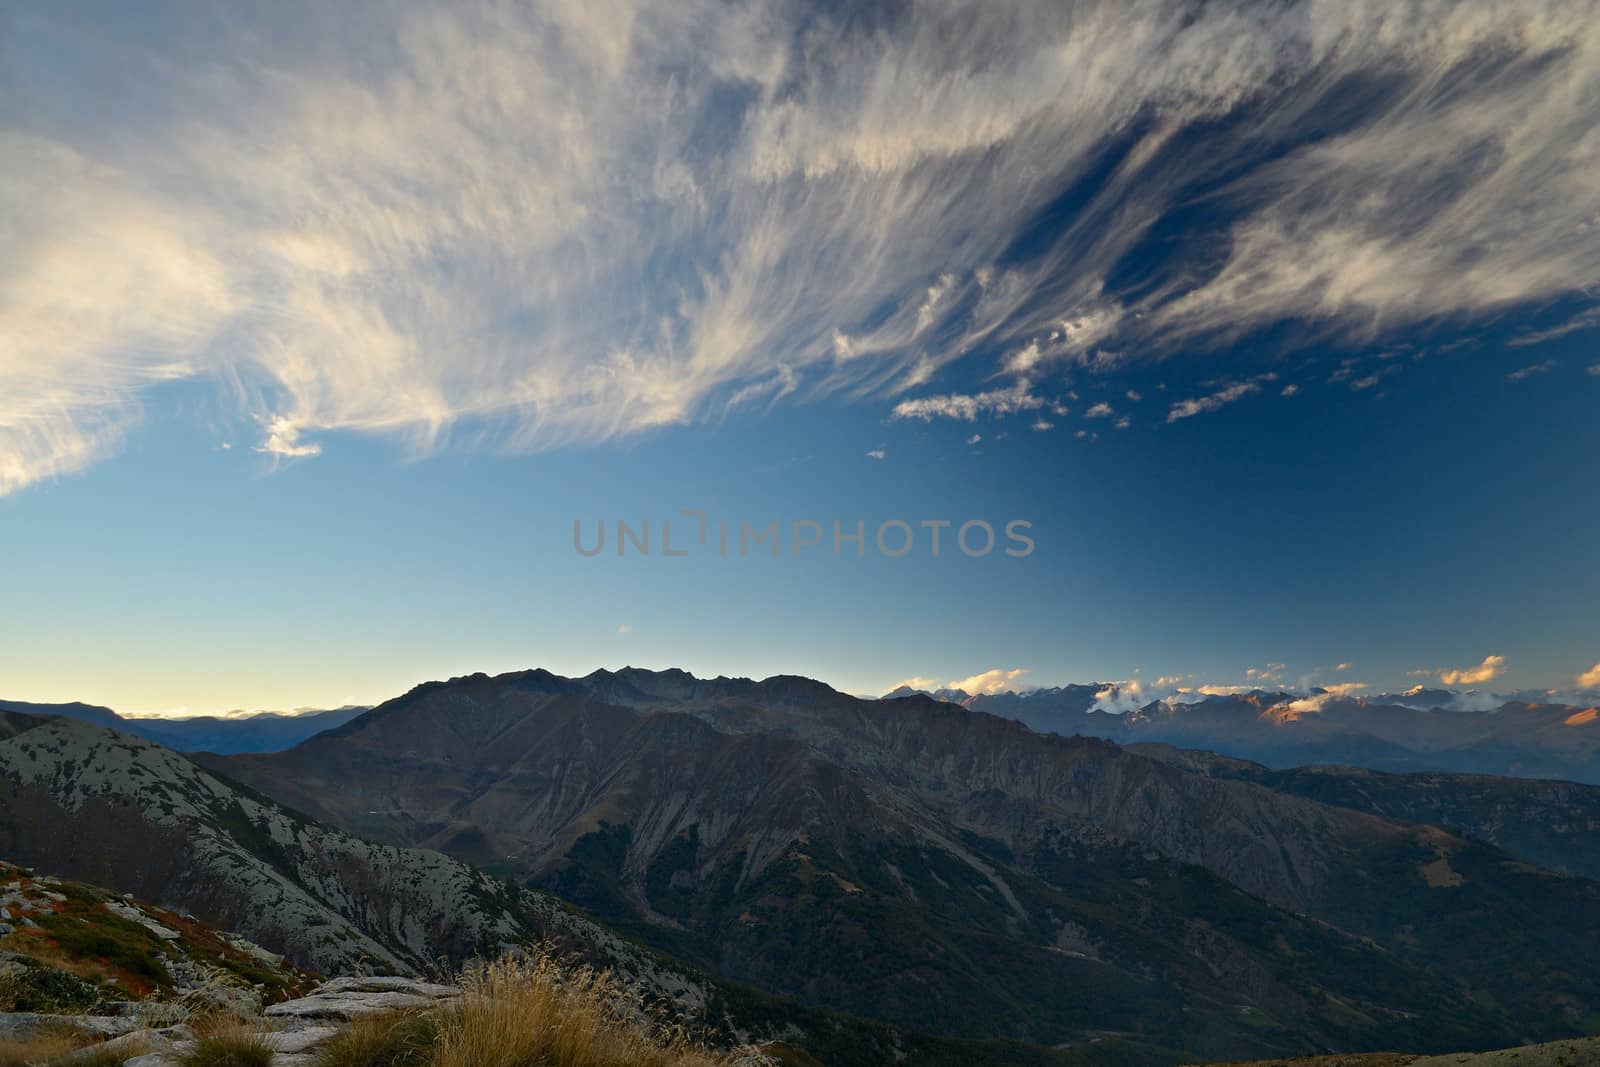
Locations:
3;965;101;1013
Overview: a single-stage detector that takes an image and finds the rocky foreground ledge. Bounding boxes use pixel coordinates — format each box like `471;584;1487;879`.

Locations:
1;975;461;1066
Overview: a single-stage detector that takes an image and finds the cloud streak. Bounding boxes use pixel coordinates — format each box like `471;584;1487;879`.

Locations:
1167;374;1277;422
5;0;1600;492
1440;655;1506;687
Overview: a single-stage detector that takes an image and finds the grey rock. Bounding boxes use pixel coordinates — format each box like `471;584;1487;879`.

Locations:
263;1025;340;1052
266;988;457;1021
103;899;182;941
0;1012;148;1040
60;1026;182;1064
315;975;458;998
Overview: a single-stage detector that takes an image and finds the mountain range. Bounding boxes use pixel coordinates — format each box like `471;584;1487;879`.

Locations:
0;706;1171;1066
204;667;1600;1060
0;699;368;754
909;685;1600;784
8;668;1600;1063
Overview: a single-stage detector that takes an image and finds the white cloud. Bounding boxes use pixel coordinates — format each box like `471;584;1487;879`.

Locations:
891;381;1042;422
866;449;886;460
1167;374;1277;422
1281;383;1300;397
888;676;941;694
1440;654;1506;687
257;417;323;459
965;433;982;445
948;667;1031;696
1030;419;1054;432
6;2;1600;492
1589;364;1600;377
616;624;632;635
1577;663;1600;689
1282;681;1369;715
1507;360;1558;381
1169;684;1258;703
1509;307;1600;347
1335;661;1352;671
1085;402;1115;419
1091;680;1147;713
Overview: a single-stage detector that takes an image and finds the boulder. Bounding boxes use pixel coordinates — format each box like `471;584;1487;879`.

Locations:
263;975;460;1022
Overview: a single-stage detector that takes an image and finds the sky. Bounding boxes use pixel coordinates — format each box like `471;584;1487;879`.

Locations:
2;0;1599;715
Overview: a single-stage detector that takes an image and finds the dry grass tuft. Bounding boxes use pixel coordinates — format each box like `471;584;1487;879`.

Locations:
179;1025;275;1067
312;1011;440;1067
0;1031;90;1067
430;954;733;1067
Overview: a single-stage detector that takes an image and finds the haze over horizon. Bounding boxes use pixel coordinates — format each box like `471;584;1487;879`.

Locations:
4;0;1600;714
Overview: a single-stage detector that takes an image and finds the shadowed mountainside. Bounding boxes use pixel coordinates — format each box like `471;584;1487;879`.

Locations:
209;668;1600;1060
0;708;1180;1067
1128;742;1600;881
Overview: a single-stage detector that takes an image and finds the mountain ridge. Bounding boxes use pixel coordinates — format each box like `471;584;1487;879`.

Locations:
0;699;368;754
207;666;1600;1059
916;686;1600;783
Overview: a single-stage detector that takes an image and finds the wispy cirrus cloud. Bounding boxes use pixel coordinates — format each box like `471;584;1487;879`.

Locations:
5;1;1600;493
1167;374;1278;422
1507;360;1558;381
891;381;1043;422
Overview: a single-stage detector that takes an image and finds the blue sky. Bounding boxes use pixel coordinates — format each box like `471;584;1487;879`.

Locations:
2;1;1599;713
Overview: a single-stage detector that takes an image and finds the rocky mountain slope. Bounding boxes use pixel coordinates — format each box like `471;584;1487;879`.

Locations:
0;710;705;1000
211;668;1600;1061
1188;1033;1600;1067
1127;743;1600;881
0;858;310;1017
952;688;1600;783
0;710;1172;1067
0;699;367;754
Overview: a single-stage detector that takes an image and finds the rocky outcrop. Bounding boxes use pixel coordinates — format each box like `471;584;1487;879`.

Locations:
263;975;461;1021
120;976;459;1067
0;717;713;1014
